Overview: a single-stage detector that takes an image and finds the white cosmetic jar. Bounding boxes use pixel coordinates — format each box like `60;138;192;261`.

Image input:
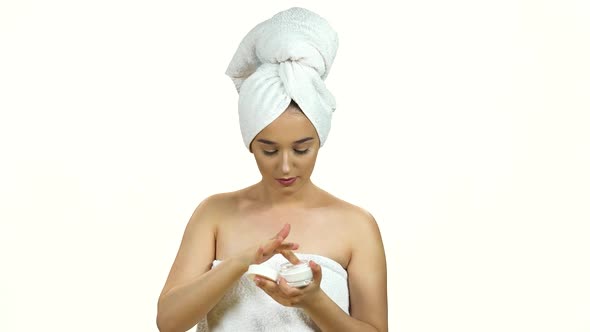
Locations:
279;260;313;287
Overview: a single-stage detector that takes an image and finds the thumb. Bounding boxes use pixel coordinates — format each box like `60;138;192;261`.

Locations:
310;260;322;283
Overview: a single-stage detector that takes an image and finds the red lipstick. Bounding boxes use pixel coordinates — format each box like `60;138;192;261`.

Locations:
277;177;297;186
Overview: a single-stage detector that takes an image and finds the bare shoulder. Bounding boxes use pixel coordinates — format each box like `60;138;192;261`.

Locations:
321;190;381;235
159;191;240;299
189;190;242;224
317;190;384;263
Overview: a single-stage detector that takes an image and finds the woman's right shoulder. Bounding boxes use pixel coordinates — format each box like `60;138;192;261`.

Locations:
189;189;247;224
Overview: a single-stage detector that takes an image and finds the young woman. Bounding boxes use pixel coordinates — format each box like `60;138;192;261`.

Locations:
157;7;387;332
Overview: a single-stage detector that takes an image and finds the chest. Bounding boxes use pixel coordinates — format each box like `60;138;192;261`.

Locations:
215;208;351;268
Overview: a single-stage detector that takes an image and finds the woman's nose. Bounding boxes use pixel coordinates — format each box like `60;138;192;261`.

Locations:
280;151;291;174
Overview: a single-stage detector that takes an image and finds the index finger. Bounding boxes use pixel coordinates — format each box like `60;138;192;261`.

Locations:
272;223;291;241
280;250;301;265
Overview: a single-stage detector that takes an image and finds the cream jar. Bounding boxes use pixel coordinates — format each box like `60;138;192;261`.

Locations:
279;260;313;287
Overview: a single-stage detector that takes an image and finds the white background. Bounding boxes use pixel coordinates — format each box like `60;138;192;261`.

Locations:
1;1;589;331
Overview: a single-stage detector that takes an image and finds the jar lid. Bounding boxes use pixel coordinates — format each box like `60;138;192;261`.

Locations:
245;264;279;282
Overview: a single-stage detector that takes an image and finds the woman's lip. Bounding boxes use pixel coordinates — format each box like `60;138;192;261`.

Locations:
277;177;297;186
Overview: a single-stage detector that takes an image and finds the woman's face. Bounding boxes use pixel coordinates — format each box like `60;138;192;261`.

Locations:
251;106;320;192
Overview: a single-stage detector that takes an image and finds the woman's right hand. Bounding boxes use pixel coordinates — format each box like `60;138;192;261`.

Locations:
235;223;301;268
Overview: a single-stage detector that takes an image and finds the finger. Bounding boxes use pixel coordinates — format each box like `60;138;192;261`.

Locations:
263;236;284;254
257;277;291;306
255;246;264;261
277;242;299;250
277;277;301;296
255;276;277;293
280;250;301;264
310;260;322;283
254;275;276;285
273;223;290;240
276;243;299;253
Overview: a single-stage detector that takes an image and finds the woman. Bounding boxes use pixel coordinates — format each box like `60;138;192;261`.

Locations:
157;7;387;332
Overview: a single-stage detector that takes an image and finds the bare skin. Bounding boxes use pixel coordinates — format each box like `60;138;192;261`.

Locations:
157;103;388;332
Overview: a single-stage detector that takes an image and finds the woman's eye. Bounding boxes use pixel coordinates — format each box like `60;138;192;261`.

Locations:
263;150;278;156
294;148;309;155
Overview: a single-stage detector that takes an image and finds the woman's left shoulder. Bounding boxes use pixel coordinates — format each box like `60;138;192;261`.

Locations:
321;190;379;231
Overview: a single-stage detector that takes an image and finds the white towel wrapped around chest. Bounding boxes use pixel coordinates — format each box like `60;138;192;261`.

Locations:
195;253;349;332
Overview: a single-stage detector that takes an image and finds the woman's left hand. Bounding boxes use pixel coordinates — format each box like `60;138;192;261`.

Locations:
254;260;323;309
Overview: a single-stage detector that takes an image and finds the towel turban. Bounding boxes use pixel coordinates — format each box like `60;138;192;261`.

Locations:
225;7;339;150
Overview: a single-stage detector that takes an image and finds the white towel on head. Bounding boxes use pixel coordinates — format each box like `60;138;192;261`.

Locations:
225;7;339;150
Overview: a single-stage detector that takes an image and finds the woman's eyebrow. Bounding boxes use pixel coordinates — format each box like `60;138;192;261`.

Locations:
293;137;314;144
256;139;276;145
256;137;314;145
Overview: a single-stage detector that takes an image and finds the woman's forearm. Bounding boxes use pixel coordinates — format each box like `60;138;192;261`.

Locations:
303;291;380;332
156;258;248;332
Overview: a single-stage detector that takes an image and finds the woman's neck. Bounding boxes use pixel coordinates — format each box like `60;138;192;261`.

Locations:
254;179;319;208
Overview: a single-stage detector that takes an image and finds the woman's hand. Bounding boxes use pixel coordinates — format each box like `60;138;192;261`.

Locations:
254;260;323;309
234;223;300;268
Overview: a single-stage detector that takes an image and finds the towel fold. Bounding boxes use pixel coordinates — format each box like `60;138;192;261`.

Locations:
226;7;339;150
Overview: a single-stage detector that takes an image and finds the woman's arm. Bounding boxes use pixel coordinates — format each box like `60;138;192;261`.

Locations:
156;196;298;332
156;196;232;332
157;258;248;332
302;212;388;331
